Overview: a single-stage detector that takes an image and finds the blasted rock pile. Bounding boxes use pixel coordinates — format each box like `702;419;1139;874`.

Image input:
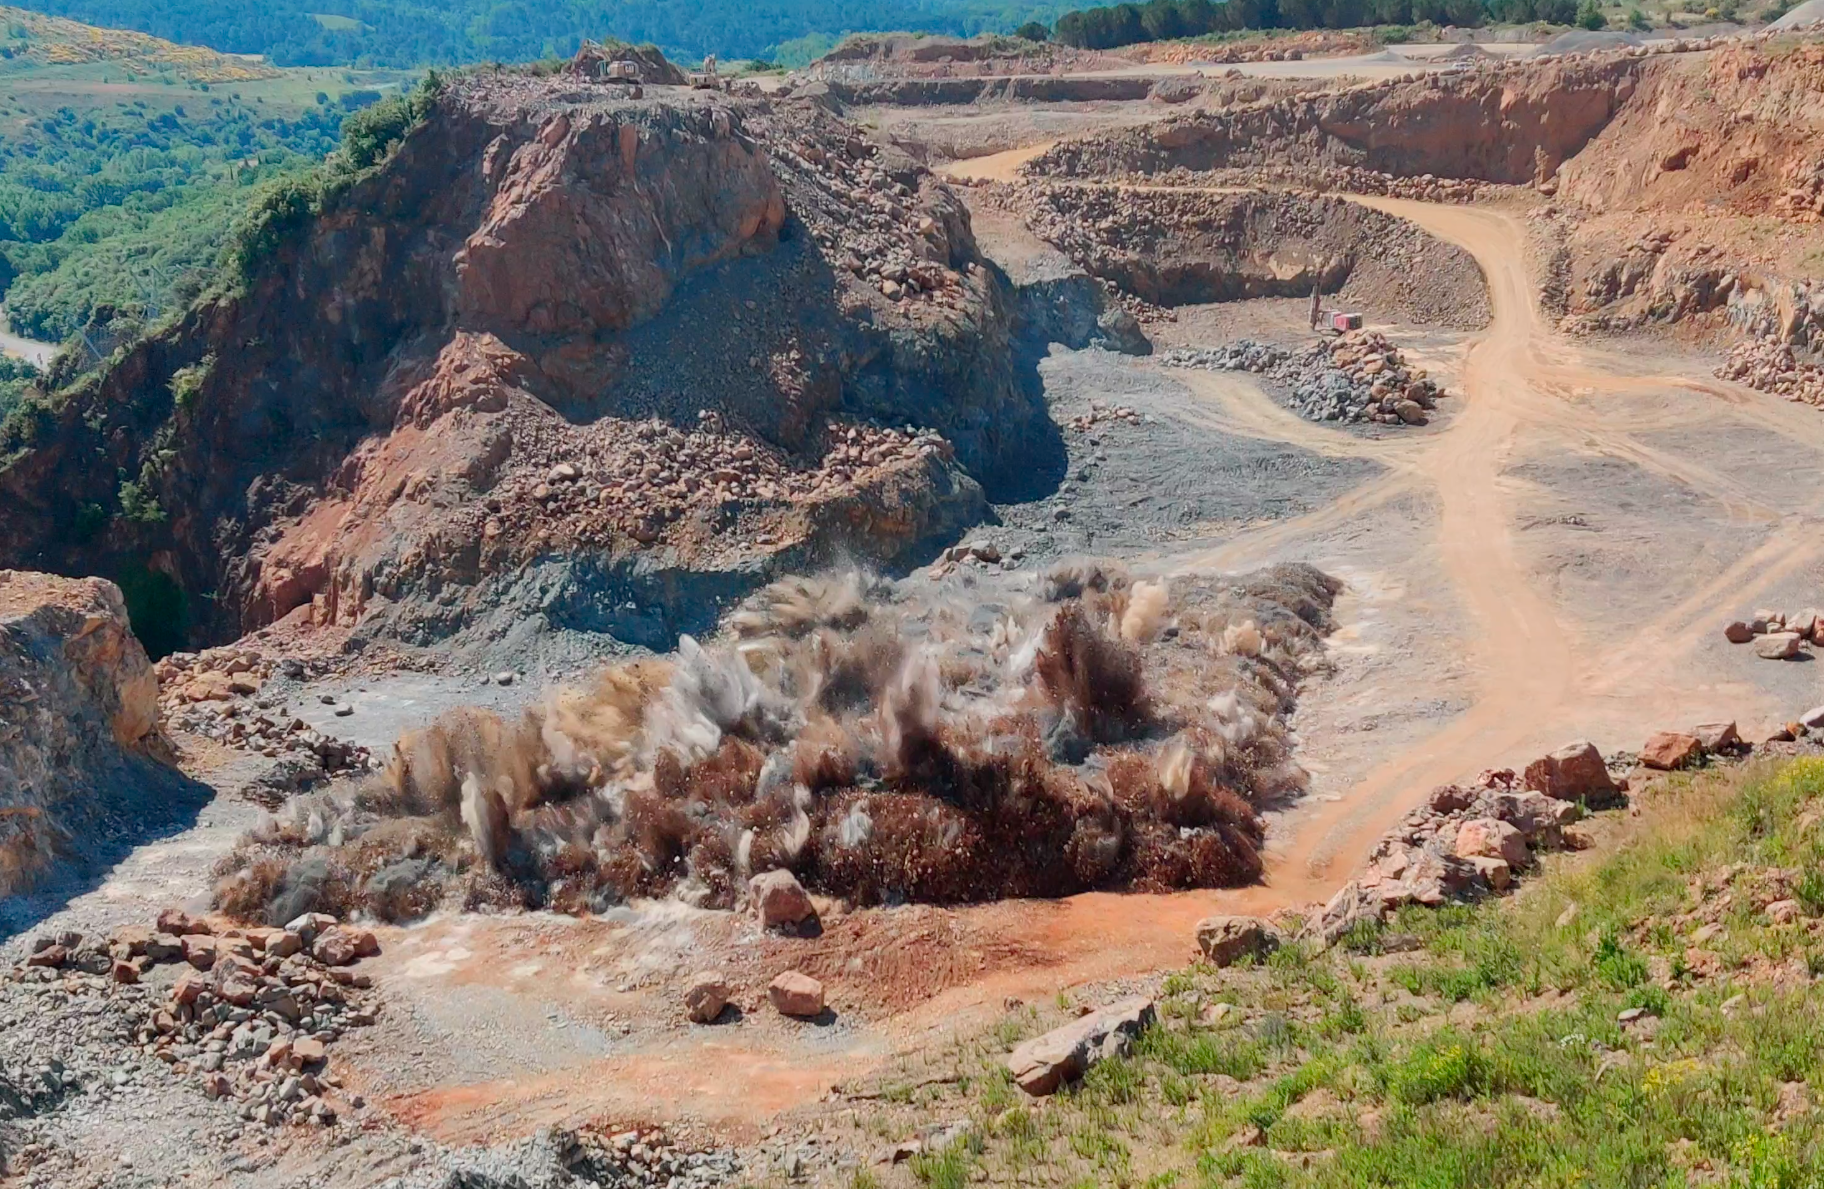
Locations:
489;413;951;552
443;1126;744;1189
1716;337;1824;408
1164;329;1446;426
1312;767;1595;944
154;647;375;797
14;909;380;1132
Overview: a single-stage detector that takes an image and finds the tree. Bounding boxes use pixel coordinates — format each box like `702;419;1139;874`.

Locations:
1014;20;1050;39
1576;0;1607;26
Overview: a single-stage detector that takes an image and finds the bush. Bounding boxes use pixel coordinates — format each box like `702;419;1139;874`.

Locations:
1014;20;1051;39
338;72;442;172
168;354;213;411
1387;1035;1489;1104
1577;0;1608;26
225;176;319;280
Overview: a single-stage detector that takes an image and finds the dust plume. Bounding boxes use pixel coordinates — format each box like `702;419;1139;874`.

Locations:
214;562;1341;922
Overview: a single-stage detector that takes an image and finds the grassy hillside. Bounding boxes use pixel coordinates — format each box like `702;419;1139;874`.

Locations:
0;8;409;351
4;0;1080;68
861;756;1824;1188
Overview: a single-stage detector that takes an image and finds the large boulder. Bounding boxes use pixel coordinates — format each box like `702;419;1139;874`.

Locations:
0;571;194;896
1007;996;1156;1096
1522;740;1618;802
1195;915;1279;967
1639;731;1703;771
1455;818;1528;867
768;971;826;1018
750;868;818;931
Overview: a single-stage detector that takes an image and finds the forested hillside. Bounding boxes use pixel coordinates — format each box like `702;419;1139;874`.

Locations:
0;8;408;353
6;0;1077;66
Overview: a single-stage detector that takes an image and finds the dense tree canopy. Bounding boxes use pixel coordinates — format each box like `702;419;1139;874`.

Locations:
9;0;1080;66
1053;0;1577;47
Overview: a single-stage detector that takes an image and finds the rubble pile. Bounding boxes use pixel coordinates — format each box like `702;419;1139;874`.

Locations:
1715;338;1824;408
1164;330;1447;426
13;909;381;1131
1063;401;1142;433
1308;715;1812;945
441;1126;745;1189
761;105;976;314
153;647;376;798
1312;769;1591;943
1721;606;1823;661
485;414;952;552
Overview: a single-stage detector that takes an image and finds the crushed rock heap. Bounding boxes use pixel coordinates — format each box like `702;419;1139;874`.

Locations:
0;54;1052;656
1164;329;1449;426
213;562;1341;922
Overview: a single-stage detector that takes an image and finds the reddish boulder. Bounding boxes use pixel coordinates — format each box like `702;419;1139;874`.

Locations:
1523;741;1618;802
750;869;817;931
1456;818;1528;867
768;971;826;1018
312;927;380;966
1640;731;1703;771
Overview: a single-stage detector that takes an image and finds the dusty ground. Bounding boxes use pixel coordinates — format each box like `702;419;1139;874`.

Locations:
8;65;1824;1185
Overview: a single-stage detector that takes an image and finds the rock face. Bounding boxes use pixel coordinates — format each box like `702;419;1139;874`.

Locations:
1195;916;1278;967
1027;54;1640;185
1015;185;1488;331
0;62;1053;655
0;572;185;895
1007;996;1156;1096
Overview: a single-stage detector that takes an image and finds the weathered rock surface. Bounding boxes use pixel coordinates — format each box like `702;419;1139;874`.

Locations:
1006;996;1156;1096
0;572;199;895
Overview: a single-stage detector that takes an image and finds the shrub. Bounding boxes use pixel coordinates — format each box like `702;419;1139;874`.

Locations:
1387;1035;1488;1104
168;354;213;411
1577;0;1608;27
1015;21;1051;39
225;176;318;280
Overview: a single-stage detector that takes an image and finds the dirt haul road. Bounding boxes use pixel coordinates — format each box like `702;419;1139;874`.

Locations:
1178;195;1824;898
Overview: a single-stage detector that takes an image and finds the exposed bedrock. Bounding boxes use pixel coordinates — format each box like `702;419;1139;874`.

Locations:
0;71;1081;655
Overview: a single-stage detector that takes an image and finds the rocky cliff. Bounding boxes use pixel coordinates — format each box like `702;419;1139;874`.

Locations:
1026;54;1645;186
0;571;185;896
0;68;1055;655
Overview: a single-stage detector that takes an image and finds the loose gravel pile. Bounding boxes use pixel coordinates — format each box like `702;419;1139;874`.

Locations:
1164;329;1448;426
